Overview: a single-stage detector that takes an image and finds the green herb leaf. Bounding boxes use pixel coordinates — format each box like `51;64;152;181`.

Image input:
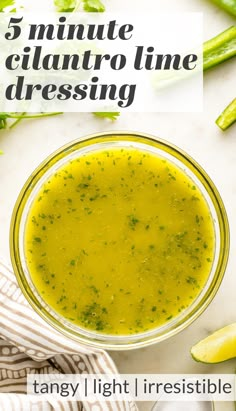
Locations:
54;0;105;12
83;0;105;12
0;0;15;12
54;0;78;12
93;112;120;121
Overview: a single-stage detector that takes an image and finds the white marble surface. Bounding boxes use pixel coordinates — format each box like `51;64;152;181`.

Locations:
0;1;236;410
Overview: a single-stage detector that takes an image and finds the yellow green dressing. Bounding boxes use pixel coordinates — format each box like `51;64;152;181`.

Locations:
25;147;215;335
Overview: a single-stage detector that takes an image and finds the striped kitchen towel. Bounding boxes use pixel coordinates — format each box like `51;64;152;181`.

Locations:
0;261;138;411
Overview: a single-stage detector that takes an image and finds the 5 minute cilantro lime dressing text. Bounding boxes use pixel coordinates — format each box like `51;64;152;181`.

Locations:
3;15;198;109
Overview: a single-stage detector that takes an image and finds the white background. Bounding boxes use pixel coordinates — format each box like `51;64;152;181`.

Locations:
0;1;236;411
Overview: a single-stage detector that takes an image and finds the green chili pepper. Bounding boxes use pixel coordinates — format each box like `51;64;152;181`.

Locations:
216;98;236;130
203;26;236;71
210;0;236;17
152;26;236;90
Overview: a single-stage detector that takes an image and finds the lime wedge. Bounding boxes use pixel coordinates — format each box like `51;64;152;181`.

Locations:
191;323;236;363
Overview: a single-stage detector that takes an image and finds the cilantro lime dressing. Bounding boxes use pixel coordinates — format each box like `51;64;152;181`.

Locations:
25;147;215;335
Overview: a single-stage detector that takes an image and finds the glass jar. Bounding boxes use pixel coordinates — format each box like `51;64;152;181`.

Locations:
10;132;230;350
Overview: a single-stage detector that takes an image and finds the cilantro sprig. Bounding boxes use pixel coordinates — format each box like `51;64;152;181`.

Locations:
93;112;120;121
0;0;15;12
83;0;105;12
0;112;63;130
54;0;78;12
54;0;105;12
0;111;119;131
